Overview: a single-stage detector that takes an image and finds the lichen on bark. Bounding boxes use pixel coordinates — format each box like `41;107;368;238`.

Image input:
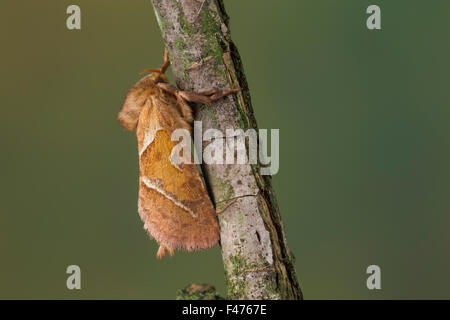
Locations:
150;0;302;300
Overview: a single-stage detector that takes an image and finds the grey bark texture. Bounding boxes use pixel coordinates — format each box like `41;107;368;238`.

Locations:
150;0;302;300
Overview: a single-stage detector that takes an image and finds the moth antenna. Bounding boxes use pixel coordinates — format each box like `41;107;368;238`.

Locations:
138;48;170;75
139;68;161;75
160;48;170;74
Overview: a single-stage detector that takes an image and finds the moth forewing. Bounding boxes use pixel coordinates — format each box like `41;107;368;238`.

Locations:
135;93;219;258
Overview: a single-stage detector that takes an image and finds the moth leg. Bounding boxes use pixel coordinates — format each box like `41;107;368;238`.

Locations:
179;88;241;105
155;83;194;123
157;83;241;106
156;244;175;259
197;88;242;101
175;94;194;123
196;89;219;95
157;82;178;95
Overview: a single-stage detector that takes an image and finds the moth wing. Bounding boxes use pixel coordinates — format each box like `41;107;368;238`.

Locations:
136;96;219;252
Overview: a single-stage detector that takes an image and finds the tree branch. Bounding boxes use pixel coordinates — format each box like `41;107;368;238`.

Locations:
151;0;302;300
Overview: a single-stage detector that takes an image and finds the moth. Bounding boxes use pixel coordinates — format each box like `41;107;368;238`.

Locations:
117;49;240;259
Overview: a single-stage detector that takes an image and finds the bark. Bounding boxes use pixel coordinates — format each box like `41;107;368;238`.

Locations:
150;0;302;300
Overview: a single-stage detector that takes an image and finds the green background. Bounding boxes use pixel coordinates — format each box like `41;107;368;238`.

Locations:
1;0;449;299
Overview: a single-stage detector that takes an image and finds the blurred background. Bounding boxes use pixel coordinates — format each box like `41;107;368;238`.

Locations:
1;0;450;299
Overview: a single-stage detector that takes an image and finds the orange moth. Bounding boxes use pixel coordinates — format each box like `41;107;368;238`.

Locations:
117;49;240;259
